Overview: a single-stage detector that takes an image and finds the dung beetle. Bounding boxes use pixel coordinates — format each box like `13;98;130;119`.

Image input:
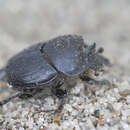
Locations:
0;35;109;112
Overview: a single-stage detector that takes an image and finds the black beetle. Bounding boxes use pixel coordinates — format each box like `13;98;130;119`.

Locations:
0;35;109;112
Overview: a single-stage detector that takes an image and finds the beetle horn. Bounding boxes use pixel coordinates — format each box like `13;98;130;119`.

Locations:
89;42;96;54
84;42;96;57
86;43;104;56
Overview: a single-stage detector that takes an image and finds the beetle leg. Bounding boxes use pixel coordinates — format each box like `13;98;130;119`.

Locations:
18;93;34;99
51;82;67;113
0;89;41;106
55;96;66;114
80;76;110;86
0;92;23;106
18;89;40;99
55;89;67;113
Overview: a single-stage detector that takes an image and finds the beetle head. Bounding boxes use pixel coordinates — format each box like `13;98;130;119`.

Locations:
84;42;104;57
84;43;109;76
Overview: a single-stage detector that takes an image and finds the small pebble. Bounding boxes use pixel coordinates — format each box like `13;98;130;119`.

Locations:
119;81;130;97
107;103;115;112
93;109;100;118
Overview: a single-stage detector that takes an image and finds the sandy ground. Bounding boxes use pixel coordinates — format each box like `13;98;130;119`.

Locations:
0;0;130;130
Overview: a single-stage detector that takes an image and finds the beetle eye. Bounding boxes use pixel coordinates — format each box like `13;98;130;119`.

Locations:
40;44;45;53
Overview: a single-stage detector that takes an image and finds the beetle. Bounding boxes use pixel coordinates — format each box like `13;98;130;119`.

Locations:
0;35;109;112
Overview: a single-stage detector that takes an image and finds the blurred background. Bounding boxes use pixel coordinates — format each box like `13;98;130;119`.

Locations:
0;1;130;129
0;0;130;75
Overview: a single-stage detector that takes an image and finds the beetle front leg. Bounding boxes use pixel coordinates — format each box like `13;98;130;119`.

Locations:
80;76;109;86
80;76;111;97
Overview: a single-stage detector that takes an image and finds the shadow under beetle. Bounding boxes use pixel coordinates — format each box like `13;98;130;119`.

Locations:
0;35;110;113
